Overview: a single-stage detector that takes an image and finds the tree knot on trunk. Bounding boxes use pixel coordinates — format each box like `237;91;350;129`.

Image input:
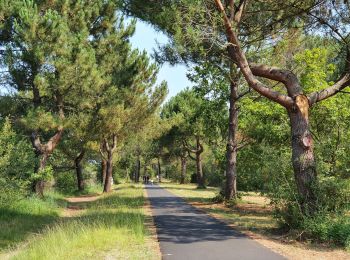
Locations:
226;143;235;152
302;134;313;149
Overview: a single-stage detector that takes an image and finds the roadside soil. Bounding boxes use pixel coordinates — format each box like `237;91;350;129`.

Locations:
62;195;100;217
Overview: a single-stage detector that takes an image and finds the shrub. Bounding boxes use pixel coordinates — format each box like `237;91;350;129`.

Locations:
0;118;35;205
55;171;78;193
302;214;350;247
316;177;350;213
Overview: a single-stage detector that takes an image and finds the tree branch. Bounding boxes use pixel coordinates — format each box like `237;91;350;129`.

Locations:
196;136;204;154
182;139;197;154
250;63;301;97
187;151;196;161
100;141;107;160
215;0;294;108
308;74;350;105
308;51;350;105
111;134;117;152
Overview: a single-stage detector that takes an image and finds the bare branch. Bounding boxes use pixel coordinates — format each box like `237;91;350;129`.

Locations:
250;64;300;95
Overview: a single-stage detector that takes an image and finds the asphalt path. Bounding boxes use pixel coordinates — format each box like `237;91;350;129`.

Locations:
146;184;286;260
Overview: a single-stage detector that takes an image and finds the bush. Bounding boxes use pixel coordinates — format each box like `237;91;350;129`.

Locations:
316;177;350;213
0;117;35;205
55;171;77;193
265;161;350;247
303;214;350;247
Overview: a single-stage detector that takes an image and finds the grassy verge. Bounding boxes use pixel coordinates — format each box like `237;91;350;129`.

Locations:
1;184;159;260
0;192;65;252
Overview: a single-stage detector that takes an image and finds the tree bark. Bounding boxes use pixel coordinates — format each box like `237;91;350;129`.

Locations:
34;153;49;197
214;0;322;213
288;95;317;213
136;155;141;182
75;150;85;191
225;80;238;200
101;135;117;193
103;151;113;192
195;136;205;189
101;159;107;185
180;156;187;184
157;157;162;183
31;128;64;196
143;163;147;180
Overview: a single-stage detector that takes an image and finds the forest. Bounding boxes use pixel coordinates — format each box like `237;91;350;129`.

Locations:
0;0;350;259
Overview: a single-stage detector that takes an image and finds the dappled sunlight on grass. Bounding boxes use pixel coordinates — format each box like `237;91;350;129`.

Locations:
0;192;64;252
2;184;158;260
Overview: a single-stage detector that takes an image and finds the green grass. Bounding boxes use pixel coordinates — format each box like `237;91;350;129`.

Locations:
1;184;158;260
0;191;64;252
160;182;218;203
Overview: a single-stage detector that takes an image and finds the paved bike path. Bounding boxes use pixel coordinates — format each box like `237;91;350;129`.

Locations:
146;184;285;260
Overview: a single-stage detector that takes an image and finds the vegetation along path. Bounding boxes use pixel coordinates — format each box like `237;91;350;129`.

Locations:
146;184;285;260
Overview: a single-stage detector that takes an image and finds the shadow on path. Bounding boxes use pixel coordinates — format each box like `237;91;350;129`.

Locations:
146;184;286;260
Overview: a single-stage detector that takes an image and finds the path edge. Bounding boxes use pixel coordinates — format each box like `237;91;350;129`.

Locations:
159;184;289;259
143;185;162;260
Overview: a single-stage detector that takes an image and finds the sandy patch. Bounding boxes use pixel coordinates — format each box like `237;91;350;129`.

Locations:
62;195;100;218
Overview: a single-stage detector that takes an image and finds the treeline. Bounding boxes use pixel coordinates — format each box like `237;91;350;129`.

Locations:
0;0;167;199
0;0;350;249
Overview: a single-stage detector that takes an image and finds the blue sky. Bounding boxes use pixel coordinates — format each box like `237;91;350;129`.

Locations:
129;20;192;99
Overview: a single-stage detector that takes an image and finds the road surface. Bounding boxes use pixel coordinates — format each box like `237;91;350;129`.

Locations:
146;184;285;260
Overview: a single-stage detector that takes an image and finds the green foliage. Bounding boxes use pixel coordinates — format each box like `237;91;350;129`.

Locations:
32;166;54;182
54;171;77;194
302;214;350;248
316;177;350;213
264;158;350;247
0;118;35;205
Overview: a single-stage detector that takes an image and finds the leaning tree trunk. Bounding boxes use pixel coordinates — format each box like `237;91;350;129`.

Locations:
180;156;187;184
288;95;317;213
31;128;64;196
103;151;113;192
75;150;85;191
196;137;205;189
225;81;239;200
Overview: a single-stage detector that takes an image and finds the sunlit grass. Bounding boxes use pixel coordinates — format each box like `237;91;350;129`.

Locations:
0;191;64;252
2;184;158;260
159;182;218;203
